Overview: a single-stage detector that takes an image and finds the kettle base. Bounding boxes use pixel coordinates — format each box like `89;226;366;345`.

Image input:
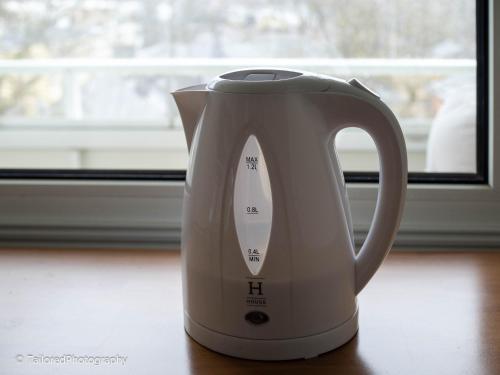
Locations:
184;309;359;361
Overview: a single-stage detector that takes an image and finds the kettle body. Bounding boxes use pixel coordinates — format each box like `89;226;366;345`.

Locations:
173;69;407;360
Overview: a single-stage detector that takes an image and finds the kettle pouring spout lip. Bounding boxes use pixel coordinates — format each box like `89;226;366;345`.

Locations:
171;83;208;151
172;83;208;94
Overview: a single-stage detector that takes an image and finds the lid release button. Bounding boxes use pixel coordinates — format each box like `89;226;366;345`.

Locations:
244;73;276;81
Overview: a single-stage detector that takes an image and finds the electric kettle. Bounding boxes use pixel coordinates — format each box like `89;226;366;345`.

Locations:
172;68;407;360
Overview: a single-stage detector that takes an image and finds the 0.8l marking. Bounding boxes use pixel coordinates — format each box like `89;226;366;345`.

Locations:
246;206;259;214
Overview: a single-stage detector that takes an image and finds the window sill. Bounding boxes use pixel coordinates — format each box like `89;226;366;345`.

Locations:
0;248;498;374
0;179;499;249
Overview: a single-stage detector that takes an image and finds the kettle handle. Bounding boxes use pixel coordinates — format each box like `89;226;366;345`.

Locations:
328;93;407;294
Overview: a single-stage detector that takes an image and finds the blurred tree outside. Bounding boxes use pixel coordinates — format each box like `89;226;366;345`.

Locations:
0;0;476;123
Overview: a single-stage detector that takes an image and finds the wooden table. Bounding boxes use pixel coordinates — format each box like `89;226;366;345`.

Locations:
0;249;498;375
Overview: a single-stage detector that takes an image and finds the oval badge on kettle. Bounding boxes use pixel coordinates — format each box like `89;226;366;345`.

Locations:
172;69;407;360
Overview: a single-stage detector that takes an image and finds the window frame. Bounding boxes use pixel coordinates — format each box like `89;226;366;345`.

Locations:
0;0;498;248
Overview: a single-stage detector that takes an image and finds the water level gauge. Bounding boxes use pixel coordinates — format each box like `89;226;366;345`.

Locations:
233;135;273;275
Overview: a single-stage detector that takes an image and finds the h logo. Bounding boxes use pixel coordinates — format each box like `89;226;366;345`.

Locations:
248;281;263;295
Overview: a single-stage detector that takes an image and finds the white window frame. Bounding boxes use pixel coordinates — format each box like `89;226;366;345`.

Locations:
0;0;498;249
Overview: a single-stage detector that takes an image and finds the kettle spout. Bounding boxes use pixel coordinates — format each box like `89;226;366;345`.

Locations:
172;84;208;151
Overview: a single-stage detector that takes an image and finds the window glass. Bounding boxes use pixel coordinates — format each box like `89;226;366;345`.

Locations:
0;0;477;173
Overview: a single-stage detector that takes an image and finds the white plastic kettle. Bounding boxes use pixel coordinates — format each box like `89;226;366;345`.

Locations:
173;69;407;360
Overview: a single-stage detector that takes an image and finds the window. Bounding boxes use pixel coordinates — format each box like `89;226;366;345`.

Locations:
0;0;498;248
0;0;487;183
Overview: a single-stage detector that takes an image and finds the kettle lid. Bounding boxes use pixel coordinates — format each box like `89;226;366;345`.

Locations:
208;68;334;93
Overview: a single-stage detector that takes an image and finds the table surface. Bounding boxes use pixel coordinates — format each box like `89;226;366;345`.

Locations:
0;248;499;375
